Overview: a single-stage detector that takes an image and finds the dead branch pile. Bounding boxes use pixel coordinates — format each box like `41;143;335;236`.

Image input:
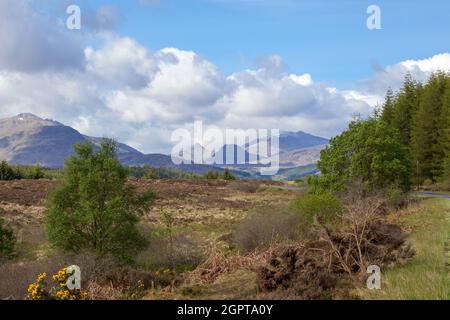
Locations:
258;196;415;299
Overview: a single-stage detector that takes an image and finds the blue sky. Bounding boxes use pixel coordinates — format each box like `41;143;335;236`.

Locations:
72;0;450;86
1;0;449;152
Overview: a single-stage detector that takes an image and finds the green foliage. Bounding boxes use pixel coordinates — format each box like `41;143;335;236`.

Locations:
380;88;395;126
42;168;64;180
45;139;155;262
204;170;220;180
222;168;236;181
20;163;45;179
0;161;46;180
128;165;199;180
315;118;411;192
411;72;449;183
0;160;19;180
0;217;15;263
204;168;236;180
377;72;450;186
391;74;421;146
289;192;343;230
142;166;199;180
441;155;450;181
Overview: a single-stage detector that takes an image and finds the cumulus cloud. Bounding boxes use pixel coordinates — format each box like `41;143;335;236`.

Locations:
85;36;159;89
96;43;228;126
361;53;450;98
1;1;450;153
0;0;85;72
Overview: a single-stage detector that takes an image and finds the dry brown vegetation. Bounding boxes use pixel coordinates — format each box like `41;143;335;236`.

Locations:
0;178;295;300
0;178;426;300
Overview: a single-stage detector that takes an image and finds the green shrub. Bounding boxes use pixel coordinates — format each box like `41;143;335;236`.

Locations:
140;166;198;180
144;168;159;180
204;170;220;180
0;161;20;180
222;168;236;181
0;217;15;263
289;192;343;230
26;164;45;179
45;139;155;263
0;161;46;180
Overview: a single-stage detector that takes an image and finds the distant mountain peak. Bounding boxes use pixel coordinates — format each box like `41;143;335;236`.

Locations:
280;130;328;140
15;113;43;120
5;113;62;127
0;114;328;176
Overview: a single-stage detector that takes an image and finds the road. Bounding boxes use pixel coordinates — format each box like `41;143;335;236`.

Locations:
415;192;450;199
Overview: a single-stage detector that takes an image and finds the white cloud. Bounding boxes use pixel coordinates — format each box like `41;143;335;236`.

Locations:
362;53;450;97
85;36;158;89
0;0;85;72
1;1;450;154
400;53;450;73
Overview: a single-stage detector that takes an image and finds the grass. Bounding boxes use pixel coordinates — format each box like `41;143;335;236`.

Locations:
358;198;450;300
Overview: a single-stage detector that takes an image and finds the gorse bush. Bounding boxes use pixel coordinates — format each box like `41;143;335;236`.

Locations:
26;268;88;300
45;139;155;263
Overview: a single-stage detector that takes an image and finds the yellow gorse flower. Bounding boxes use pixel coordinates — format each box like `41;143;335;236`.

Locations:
27;282;43;300
37;273;46;283
26;267;88;300
52;267;68;284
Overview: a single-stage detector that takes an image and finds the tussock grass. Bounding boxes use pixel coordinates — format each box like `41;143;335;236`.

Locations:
358;198;450;300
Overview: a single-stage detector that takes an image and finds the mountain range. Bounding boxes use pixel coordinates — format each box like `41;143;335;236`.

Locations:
0;113;328;179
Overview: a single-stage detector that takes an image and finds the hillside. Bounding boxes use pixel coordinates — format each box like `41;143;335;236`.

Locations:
0;113;327;178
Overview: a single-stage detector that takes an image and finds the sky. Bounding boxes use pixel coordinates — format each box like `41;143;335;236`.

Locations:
0;0;450;153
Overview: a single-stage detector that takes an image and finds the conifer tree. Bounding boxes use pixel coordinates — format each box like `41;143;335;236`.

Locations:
381;88;396;126
411;72;447;182
391;73;421;146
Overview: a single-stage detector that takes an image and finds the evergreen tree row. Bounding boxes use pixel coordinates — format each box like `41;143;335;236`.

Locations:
380;72;450;185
